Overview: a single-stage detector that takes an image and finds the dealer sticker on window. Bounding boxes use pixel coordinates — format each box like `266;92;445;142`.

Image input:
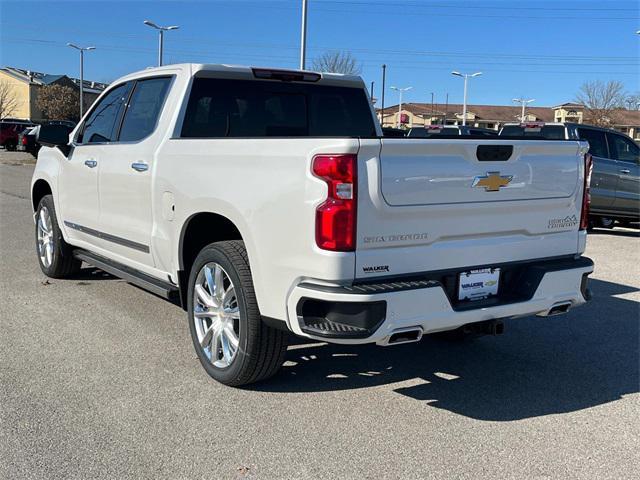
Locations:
458;268;500;301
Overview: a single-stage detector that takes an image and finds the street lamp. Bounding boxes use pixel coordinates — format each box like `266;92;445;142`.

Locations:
67;43;95;118
390;86;412;128
451;71;482;126
513;97;535;122
143;20;179;66
300;0;308;69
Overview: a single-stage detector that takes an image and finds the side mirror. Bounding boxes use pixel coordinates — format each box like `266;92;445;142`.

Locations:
37;124;74;155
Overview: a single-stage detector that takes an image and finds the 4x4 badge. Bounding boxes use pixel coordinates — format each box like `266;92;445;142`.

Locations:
472;172;513;192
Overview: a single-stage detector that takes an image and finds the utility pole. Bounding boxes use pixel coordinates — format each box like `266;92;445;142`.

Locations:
430;92;434;125
451;71;482;126
370;81;375;102
300;0;308;69
391;86;412;129
444;93;449;125
67;43;95;118
513;97;535;122
380;64;386;127
144;20;179;66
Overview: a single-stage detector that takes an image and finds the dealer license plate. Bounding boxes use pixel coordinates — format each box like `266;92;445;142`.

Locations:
458;268;500;301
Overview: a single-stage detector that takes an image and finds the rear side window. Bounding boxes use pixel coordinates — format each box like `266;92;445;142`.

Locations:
577;128;609;158
607;133;640;164
79;82;132;144
119;77;172;142
181;77;376;138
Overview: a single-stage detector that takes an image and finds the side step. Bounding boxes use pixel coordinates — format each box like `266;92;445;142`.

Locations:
73;249;179;301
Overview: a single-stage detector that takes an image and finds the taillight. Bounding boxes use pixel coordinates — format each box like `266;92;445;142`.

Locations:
312;154;357;251
580;153;592;230
22;136;28;145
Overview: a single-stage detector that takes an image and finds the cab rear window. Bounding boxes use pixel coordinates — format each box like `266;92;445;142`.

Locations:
181;77;376;138
500;125;566;139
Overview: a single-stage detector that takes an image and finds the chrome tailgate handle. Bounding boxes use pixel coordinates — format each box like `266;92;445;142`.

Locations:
84;159;97;168
131;162;148;172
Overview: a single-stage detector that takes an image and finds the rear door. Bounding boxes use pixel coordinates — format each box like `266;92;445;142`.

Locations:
97;76;173;267
607;132;640;215
577;127;618;211
355;138;584;279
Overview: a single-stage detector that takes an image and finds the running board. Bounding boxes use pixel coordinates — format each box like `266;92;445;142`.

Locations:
73;249;179;301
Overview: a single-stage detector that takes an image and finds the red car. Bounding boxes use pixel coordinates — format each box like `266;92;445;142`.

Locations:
1;119;36;151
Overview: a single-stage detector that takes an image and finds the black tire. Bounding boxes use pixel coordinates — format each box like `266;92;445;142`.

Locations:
35;195;81;278
5;140;17;151
598;217;615;229
187;240;287;387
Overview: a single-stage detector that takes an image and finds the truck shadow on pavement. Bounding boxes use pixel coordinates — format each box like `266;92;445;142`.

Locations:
253;278;639;421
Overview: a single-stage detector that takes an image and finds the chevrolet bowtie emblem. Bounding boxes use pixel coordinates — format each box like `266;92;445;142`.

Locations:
472;172;513;192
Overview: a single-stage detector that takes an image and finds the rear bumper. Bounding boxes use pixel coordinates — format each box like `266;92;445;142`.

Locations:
286;256;594;345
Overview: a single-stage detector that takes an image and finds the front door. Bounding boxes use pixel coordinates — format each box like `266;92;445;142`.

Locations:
607;132;640;216
59;82;132;246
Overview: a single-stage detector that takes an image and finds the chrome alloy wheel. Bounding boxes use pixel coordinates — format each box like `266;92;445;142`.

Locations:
37;206;54;268
193;262;241;368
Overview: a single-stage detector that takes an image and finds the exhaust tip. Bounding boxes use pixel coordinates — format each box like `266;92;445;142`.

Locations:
538;302;572;317
387;327;423;345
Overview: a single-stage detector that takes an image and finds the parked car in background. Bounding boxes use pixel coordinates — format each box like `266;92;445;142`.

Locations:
18;126;39;157
381;127;406;137
500;122;639;228
1;119;36;151
407;125;498;138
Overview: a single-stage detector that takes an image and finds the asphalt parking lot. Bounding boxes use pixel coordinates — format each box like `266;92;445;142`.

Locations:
1;152;639;479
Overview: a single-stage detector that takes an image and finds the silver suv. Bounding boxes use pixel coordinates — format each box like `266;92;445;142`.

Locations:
500;122;639;228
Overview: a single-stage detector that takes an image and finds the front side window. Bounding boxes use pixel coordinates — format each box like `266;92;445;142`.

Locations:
607;133;640;164
78;82;132;144
577;128;609;158
119;77;172;142
180;77;376;138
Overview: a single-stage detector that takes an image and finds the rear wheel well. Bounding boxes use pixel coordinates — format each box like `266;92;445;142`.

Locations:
32;180;52;211
178;212;243;308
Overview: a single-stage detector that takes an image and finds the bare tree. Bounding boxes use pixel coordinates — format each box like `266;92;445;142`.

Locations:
37;84;80;121
312;51;362;75
624;93;640;110
0;80;19;119
575;80;626;127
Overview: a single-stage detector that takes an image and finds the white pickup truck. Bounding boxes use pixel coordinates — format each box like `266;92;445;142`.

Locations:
32;64;594;386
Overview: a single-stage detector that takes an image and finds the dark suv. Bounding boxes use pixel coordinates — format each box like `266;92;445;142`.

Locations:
500;122;639;228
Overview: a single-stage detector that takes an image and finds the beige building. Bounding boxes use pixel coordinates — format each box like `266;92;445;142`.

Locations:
378;102;640;140
0;67;108;121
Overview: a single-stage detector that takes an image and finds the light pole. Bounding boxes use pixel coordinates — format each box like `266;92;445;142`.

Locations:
390;86;412;128
451;71;482;126
144;20;179;66
67;43;95;118
300;0;308;69
513;97;535;122
380;64;386;126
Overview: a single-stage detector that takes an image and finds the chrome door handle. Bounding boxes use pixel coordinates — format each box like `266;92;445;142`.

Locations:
619;169;630;174
131;162;148;172
84;159;97;168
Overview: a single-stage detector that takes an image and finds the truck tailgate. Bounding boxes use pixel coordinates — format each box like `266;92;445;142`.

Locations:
355;138;586;280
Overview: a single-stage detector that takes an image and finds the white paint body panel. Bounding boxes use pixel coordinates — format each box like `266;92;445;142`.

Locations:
30;63;592;343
